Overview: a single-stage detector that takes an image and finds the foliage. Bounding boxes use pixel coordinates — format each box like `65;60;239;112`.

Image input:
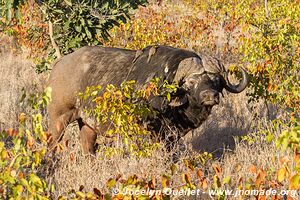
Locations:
237;0;300;113
79;79;178;157
41;0;147;55
0;117;49;199
104;4;217;52
0;0;147;72
0;88;51;199
276;124;300;153
239;118;300;197
276;124;300;190
0;0;24;27
105;0;300;114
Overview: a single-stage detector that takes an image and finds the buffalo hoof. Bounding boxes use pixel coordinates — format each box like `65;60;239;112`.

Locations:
79;125;97;155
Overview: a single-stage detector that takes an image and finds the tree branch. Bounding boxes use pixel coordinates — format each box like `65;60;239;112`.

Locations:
48;20;61;59
264;0;269;18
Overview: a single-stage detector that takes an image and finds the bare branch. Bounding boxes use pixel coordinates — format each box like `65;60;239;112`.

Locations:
264;0;269;18
48;20;62;59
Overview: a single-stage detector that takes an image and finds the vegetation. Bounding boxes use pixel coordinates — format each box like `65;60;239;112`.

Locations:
0;88;51;199
0;0;299;199
78;79;177;157
0;0;147;72
105;0;299;114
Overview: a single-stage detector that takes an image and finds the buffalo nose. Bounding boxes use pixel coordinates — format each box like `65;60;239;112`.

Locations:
200;90;219;105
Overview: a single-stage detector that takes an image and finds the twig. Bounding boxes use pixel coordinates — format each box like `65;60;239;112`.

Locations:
9;153;21;168
264;0;269;18
48;20;61;59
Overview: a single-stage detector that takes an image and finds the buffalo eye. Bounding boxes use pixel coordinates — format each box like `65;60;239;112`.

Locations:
212;76;222;89
214;76;220;83
186;78;198;89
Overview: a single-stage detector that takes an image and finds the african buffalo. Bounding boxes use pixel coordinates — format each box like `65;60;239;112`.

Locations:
48;45;249;154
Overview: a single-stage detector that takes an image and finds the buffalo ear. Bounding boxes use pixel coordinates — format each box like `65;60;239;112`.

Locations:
169;95;188;107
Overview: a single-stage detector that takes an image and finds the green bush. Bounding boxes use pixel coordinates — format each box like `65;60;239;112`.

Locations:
41;0;147;56
0;0;147;72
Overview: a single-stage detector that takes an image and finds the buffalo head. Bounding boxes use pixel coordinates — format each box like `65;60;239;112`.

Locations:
156;55;249;134
171;55;248;107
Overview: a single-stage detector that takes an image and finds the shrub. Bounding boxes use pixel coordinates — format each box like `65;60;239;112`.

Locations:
0;0;147;72
237;0;300;114
0;88;51;199
105;0;300;114
79;79;178;157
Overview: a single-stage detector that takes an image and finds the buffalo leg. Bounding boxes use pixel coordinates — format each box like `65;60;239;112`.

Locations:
77;118;97;154
48;108;79;150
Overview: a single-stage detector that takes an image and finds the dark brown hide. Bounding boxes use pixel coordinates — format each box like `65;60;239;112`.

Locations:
48;46;198;153
48;45;248;154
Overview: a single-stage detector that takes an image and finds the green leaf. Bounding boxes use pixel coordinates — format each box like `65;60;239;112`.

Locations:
53;9;64;14
85;27;92;39
166;93;171;102
3;171;15;184
5;0;12;22
0;142;4;151
13;184;23;197
29;173;43;188
75;25;82;32
266;133;274;143
20;178;30;189
14;139;21;151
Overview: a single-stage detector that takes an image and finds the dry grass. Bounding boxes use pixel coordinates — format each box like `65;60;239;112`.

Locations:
47;125;173;197
0;34;48;130
190;89;278;157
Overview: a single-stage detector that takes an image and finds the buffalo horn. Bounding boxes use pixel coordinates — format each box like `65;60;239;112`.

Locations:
222;67;249;93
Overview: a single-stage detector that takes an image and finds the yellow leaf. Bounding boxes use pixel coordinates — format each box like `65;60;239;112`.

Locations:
222;176;231;184
19;113;26;123
162;175;170;188
103;92;111;99
213;175;221;188
289;174;300;189
115;116;122;126
76;191;86;198
1;150;8;159
107;178;117;189
277;168;287;183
